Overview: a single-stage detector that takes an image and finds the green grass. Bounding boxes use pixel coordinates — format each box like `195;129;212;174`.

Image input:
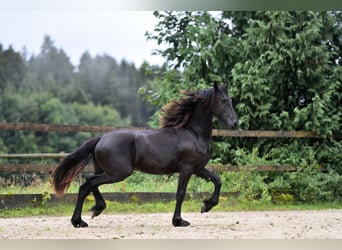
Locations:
1;195;341;219
1;172;341;219
0;173;214;194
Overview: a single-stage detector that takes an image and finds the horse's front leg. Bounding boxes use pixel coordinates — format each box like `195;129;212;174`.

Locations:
196;168;221;213
172;168;193;227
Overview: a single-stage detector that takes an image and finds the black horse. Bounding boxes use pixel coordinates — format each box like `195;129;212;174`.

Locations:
51;82;238;227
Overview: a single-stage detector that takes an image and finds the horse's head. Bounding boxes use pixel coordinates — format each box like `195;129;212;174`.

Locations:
210;82;239;130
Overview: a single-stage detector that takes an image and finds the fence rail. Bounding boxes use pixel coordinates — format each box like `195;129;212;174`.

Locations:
0;151;326;172
1;162;314;173
0;122;327;138
0;152;324;173
0;122;329;174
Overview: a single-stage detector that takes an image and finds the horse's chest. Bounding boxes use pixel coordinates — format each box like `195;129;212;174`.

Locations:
179;139;210;166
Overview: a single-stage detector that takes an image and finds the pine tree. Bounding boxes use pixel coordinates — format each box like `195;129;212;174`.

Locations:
0;44;25;89
230;11;341;137
147;11;341;137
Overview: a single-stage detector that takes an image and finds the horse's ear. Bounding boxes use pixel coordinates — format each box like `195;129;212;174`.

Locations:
213;81;219;91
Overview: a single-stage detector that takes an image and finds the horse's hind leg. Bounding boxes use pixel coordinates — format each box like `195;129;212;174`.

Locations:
71;171;131;228
71;174;113;228
71;181;92;227
196;168;221;213
91;186;106;219
90;161;106;218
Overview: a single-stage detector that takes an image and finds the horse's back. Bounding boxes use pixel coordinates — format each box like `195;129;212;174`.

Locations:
94;128;166;163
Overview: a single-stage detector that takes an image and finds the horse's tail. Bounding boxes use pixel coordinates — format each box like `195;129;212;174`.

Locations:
51;136;101;197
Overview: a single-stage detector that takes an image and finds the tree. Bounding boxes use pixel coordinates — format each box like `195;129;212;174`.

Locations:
147;11;341;135
0;44;25;89
77;54;157;126
26;35;75;93
78;52;118;105
145;11;251;123
235;12;340;135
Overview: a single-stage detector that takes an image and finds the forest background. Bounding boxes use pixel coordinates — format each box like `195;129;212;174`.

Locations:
0;11;341;203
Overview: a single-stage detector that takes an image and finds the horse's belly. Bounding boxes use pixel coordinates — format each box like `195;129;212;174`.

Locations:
133;151;179;174
132;129;209;175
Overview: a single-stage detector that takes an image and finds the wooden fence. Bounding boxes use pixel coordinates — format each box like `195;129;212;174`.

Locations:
0;122;327;174
0;122;329;209
0;122;323;138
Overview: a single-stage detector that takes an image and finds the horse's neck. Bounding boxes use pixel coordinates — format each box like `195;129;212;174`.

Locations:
186;102;212;141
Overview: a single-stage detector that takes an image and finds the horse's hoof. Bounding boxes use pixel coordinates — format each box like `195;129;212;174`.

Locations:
201;200;217;213
172;217;190;227
201;203;207;213
71;219;88;228
91;206;104;219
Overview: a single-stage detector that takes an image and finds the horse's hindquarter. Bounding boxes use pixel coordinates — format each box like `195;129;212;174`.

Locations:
94;130;138;175
133;128;210;174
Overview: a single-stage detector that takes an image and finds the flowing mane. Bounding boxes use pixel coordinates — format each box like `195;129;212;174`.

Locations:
159;88;213;128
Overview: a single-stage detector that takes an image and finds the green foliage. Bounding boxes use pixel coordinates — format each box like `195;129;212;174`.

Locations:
226;141;342;203
266;141;319;167
0;87;130;154
147;11;341;133
0;172;42;188
0;45;25;89
77;53;157;126
145;11;342;203
230;11;341;137
0;32;166;154
72;102;130;126
145;11;240;114
1;34;161;128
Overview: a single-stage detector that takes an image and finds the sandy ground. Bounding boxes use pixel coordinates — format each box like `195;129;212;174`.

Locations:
0;210;341;239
